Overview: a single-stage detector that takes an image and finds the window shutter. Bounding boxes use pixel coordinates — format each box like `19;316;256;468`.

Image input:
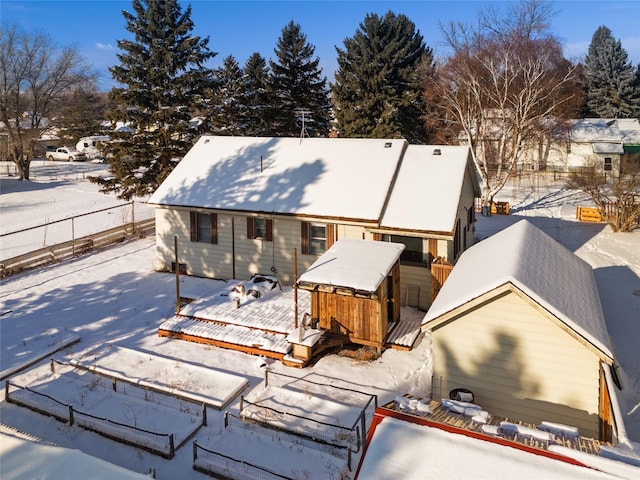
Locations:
190;212;196;242
301;222;309;254
372;232;382;241
326;224;335;248
266;219;273;241
210;213;218;244
247;218;255;239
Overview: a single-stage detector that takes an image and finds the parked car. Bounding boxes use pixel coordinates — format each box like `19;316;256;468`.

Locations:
47;147;87;162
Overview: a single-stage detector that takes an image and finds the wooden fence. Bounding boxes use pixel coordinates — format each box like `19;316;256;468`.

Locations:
576;203;639;228
431;259;453;301
0;218;155;279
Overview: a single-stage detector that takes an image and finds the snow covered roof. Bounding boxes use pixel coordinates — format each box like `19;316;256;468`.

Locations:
0;426;150;479
422;220;614;360
297;239;404;293
617;118;640;144
148;136;475;233
381;145;477;232
570;119;621;143
356;416;625;479
148;136;406;221
592;143;624;154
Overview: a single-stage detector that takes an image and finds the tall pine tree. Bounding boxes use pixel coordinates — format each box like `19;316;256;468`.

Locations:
244;53;271;136
585;26;640;118
332;11;433;143
91;0;215;199
211;55;247;135
268;21;331;137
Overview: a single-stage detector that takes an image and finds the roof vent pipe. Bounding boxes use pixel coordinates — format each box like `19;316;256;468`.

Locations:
384;142;392;148
433;148;442;155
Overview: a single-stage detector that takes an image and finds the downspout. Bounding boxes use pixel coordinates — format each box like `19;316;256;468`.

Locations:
231;217;236;279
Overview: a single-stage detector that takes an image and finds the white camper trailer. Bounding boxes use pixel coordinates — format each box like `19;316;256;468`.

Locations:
76;135;110;160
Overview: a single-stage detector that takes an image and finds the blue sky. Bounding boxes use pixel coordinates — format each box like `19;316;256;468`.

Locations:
2;0;640;91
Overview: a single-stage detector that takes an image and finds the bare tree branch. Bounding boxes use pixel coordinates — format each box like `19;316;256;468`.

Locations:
0;24;94;179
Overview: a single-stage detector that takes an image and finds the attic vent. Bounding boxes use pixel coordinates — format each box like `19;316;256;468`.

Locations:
204;139;210;144
384;142;392;148
433;148;442;155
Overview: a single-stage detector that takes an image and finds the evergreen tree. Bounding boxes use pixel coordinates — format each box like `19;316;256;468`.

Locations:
211;55;247;135
585;26;640;118
244;53;271;136
268;21;331;137
332;11;433;143
91;0;215;200
56;87;109;142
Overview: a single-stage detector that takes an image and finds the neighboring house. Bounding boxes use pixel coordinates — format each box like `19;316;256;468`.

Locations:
459;116;640;176
421;220;618;441
148;136;480;310
544;118;640;176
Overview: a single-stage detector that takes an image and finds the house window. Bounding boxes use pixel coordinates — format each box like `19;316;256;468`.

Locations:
190;212;218;244
382;234;425;265
566;143;571;154
247;217;272;241
301;222;335;255
604;157;612;171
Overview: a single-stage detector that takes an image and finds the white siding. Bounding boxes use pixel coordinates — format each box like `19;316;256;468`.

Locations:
399;265;431;310
156;208;455;310
431;290;601;438
155;210;374;283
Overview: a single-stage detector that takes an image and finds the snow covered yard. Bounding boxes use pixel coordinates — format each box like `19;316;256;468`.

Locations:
69;344;249;410
6;360;205;458
241;370;377;452
1;164;639;478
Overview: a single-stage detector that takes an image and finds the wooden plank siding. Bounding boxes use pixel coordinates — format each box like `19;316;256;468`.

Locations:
430;290;602;439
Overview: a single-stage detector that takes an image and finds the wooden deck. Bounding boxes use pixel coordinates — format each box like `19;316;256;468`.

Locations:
382;394;601;456
160;287;423;367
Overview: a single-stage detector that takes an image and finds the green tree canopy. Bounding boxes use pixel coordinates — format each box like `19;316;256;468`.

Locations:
211;55;247;135
585;25;640;118
332;11;433;143
92;0;215;200
268;21;331;137
243;52;271;136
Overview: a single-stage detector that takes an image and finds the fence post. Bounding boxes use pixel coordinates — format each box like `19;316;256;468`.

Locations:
360;414;365;449
348;447;352;471
202;403;207;427
112;377;116;392
240;395;244;413
71;218;75;256
169;434;175;458
69;405;74;426
131;202;135;235
50;358;54;372
193;441;198;461
224;411;228;428
4;381;9;402
356;424;361;452
264;368;268;388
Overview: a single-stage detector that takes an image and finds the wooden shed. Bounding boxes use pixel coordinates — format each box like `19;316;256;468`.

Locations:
422;220;618;442
297;239;404;349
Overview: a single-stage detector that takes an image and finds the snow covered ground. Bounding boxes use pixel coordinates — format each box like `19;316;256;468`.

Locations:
0;163;639;479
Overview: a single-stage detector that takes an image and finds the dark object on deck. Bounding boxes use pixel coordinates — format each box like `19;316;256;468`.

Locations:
449;388;474;403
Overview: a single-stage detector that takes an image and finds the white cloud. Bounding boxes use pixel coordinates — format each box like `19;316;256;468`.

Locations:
96;43;114;51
